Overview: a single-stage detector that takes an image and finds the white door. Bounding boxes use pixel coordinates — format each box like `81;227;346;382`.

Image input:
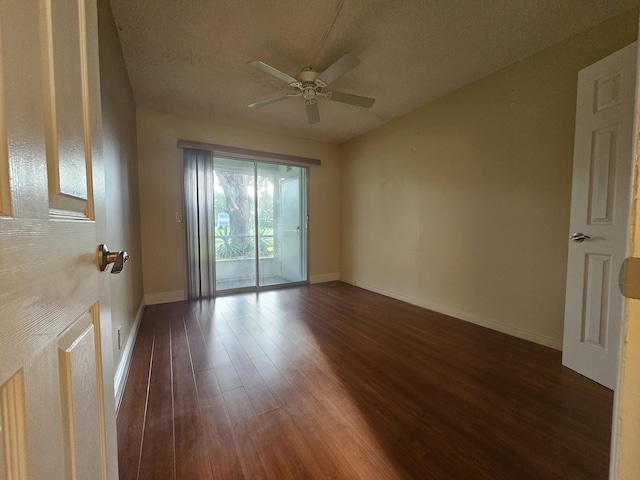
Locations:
562;42;637;390
0;1;118;479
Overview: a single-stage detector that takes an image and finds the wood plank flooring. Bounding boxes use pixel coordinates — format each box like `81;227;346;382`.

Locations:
117;282;613;479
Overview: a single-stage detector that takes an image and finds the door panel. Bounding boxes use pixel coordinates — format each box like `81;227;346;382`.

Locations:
58;309;105;480
280;175;303;282
44;0;92;216
256;163;276;286
582;253;611;347
214;157;256;291
259;163;307;287
0;1;117;479
0;370;27;479
562;42;637;389
588;126;618;225
0;48;9;218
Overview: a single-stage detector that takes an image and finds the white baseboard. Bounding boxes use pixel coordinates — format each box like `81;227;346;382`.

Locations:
310;273;340;284
340;278;562;351
114;298;145;413
144;290;186;305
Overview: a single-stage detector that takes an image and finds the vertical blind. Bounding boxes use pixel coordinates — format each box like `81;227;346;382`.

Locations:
183;148;216;298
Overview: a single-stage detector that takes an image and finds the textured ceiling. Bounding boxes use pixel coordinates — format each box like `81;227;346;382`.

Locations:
109;0;637;144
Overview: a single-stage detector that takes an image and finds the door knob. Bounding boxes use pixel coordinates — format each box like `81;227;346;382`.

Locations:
98;244;129;274
570;232;591;243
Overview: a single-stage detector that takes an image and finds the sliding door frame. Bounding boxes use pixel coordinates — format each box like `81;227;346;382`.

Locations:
212;157;309;296
180;140;316;298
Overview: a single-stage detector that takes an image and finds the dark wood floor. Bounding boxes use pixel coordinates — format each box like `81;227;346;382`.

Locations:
117;282;613;480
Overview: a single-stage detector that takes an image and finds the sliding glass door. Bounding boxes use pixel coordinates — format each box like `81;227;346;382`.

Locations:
259;163;306;286
213;156;307;293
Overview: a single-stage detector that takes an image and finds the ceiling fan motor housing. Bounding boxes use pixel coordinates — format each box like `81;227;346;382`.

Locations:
297;68;319;83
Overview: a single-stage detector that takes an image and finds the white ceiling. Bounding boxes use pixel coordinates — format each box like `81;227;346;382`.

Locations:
109;0;638;144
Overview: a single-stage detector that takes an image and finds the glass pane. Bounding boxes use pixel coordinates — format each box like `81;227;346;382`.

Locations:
213;157;256;291
258;163;306;286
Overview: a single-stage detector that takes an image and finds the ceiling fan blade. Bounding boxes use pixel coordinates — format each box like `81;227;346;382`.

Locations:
306;100;320;124
248;94;299;108
248;60;299;85
327;90;375;108
318;53;360;85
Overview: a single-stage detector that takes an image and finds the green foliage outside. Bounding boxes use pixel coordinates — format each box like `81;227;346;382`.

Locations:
214;173;276;261
215;187;274;260
214;225;274;260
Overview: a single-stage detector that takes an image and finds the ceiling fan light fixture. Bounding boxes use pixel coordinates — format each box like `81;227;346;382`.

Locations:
303;87;317;100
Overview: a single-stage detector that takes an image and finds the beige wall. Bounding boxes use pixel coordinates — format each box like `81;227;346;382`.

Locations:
137;108;340;302
98;0;144;382
340;10;639;349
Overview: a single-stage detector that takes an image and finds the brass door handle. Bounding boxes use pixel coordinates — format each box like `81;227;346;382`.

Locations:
98;244;129;274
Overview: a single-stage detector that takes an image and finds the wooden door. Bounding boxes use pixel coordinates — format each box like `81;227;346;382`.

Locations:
562;42;637;390
0;1;118;479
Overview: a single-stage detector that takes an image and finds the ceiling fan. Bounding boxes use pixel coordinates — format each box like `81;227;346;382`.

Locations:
248;53;375;124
